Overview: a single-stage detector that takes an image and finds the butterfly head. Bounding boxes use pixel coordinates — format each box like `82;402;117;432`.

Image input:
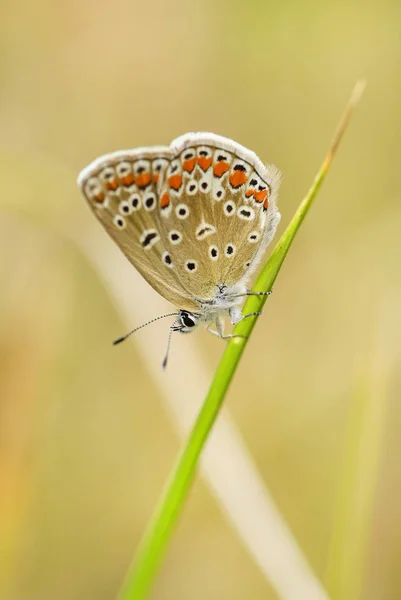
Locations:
171;310;200;334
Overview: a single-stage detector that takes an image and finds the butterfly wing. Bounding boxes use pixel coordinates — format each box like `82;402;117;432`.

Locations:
78;147;200;312
153;133;281;300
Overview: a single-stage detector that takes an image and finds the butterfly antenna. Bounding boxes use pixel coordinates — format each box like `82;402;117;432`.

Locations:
162;320;179;370
113;312;179;346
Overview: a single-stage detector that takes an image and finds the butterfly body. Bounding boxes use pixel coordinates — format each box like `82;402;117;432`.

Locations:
78;133;281;343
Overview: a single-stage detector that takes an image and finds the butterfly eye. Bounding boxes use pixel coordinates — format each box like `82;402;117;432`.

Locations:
181;311;197;328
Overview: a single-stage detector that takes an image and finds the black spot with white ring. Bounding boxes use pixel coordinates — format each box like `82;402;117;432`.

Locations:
186;181;198;195
238;205;255;221
195;223;216;240
140;229;159;249
225;244;236;257
119;201;131;215
185;260;197;272
144;194;156;211
86;178;102;199
169;230;182;245
101;167;116;183
212;185;225;201
199;178;211;193
114;215;126;229
209;245;219;261
176;204;190;219
248;231;260;243
224;200;235;216
162;251;174;268
129;194;141;211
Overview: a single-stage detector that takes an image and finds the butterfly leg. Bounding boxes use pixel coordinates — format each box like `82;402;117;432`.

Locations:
246;289;272;297
229;306;263;324
229;306;261;322
229;290;273;299
206;316;246;340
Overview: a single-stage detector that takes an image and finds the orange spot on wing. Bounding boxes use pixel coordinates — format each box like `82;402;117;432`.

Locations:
229;170;248;188
213;161;230;178
136;172;152;188
93;191;105;203
197;157;212;171
183;158;196;173
105;179;118;191
245;189;255;198
160;192;170;208
153;173;160;183
121;173;135;187
263;197;269;210
253;189;268;203
168;174;183;190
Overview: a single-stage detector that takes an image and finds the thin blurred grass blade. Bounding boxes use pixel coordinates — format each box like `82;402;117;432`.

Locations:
326;350;388;599
118;80;366;600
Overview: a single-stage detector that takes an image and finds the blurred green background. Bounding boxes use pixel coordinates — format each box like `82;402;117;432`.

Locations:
1;0;400;599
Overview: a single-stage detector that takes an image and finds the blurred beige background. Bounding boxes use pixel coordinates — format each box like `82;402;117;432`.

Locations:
1;0;400;599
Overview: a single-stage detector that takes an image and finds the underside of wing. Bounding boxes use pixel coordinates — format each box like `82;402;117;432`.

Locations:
78;147;200;312
152;133;281;299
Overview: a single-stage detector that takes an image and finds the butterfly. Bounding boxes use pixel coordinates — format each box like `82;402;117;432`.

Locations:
78;133;281;367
